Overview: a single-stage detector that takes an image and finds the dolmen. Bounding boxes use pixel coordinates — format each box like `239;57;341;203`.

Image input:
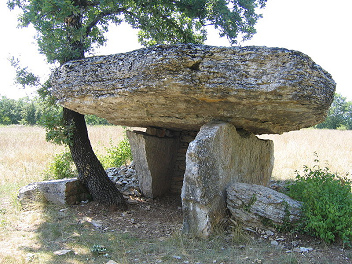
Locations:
50;44;335;237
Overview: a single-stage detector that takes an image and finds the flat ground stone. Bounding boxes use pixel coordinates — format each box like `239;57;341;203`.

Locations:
18;178;91;205
227;182;302;229
50;44;335;135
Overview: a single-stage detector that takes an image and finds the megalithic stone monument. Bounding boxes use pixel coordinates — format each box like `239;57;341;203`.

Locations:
50;44;335;237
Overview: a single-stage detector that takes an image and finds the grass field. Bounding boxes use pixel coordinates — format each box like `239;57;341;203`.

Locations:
260;129;352;180
0;125;126;201
1;125;352;263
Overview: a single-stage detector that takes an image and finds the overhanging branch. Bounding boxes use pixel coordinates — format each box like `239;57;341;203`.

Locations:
85;7;131;36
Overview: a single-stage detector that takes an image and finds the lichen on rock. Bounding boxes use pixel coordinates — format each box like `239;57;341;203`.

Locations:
50;44;335;135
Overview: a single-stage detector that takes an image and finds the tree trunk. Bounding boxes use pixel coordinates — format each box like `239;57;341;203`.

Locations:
63;107;127;210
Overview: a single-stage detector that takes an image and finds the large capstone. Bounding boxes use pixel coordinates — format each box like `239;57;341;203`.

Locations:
50;44;335;135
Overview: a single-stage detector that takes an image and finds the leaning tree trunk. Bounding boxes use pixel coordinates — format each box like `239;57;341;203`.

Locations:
63;107;127;209
60;6;127;210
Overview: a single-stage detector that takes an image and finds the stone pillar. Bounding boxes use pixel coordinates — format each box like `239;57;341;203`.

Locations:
127;129;179;198
181;121;274;238
171;131;198;194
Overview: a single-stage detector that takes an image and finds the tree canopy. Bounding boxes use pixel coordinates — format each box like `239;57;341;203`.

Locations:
8;0;267;64
315;93;352;130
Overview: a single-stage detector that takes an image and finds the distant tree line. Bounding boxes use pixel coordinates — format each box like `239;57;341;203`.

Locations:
0;95;109;125
315;93;352;130
0;94;351;129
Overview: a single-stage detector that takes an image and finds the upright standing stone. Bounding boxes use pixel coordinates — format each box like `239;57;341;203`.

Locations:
181;121;274;237
127;130;179;198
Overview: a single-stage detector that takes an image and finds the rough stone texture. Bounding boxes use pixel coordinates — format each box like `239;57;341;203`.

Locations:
181;121;274;237
126;130;179;198
106;162;141;197
227;182;302;229
18;178;91;205
50;44;335;135
171;130;198;194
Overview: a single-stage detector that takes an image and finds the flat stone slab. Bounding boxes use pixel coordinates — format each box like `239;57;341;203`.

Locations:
51;44;335;134
18;178;91;205
227;182;302;230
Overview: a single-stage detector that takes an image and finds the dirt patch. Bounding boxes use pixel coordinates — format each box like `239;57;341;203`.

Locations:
71;195;352;264
73;195;183;239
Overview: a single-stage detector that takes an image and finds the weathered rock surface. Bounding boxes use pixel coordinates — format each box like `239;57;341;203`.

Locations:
227;182;302;229
181;121;274;237
126;130;179;198
19;164;141;205
106;162;141;197
18;178;91;205
50;44;335;135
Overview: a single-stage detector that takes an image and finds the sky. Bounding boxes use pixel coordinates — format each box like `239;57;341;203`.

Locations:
1;0;351;100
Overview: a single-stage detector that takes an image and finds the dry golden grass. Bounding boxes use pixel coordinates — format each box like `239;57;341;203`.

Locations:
0;125;126;198
260;129;352;180
1;126;351;194
0;125;126;263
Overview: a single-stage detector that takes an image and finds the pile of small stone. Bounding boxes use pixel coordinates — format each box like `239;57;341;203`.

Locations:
106;162;142;198
243;227;314;253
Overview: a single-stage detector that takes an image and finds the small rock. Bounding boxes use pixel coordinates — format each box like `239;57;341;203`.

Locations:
54;249;73;255
91;220;103;228
265;230;274;236
106;260;119;264
271;240;279;246
26;253;35;262
293;247;313;253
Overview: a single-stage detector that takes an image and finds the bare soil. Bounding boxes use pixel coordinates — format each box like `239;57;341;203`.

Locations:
72;195;352;264
74;195;183;239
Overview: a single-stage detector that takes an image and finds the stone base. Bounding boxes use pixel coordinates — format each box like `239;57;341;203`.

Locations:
181;121;274;238
127;129;179;198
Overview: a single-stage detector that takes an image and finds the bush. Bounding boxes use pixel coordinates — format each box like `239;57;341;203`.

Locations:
287;160;352;245
45;138;132;179
44;150;77;180
99;138;132;169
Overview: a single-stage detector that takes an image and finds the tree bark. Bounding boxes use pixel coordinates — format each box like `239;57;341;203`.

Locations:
60;5;127;210
63;107;127;210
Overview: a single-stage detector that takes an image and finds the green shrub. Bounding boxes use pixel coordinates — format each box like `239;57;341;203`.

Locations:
287;161;352;245
99;138;132;169
45;138;132;179
44;150;77;180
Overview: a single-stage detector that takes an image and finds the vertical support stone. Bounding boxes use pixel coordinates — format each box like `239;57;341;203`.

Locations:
127;130;179;198
181;121;274;238
171;131;198;194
